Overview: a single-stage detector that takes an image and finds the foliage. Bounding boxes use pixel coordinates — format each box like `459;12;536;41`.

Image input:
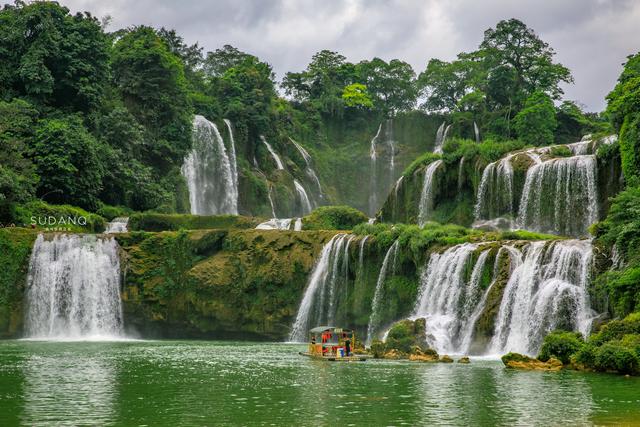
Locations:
537;330;584;364
342;83;373;109
549;145;572;158
402;153;441;177
12;200;105;232
513;91;557;146
302;206;368;230
128;213;262;232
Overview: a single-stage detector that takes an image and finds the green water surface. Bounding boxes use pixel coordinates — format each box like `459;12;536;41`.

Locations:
0;340;638;426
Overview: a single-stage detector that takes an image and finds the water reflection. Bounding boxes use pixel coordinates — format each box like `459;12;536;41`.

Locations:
21;345;117;426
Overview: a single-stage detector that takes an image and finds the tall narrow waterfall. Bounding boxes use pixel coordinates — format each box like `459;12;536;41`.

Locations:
182;115;238;215
290;138;323;201
293;179;313;215
517;155;598;236
418;160;443;226
289;234;353;342
369;123;382;215
410;239;595;356
489;240;594;355
366;240;400;345
223;119;239;193
261;136;285;170
474;122;480;143
433;122;446;154
25;234;124;340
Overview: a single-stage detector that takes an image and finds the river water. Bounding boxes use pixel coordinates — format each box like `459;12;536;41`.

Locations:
0;340;638;426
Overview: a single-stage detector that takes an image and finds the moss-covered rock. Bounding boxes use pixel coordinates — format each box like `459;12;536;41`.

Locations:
501;352;563;371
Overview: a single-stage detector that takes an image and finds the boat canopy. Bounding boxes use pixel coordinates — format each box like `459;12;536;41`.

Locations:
309;326;353;334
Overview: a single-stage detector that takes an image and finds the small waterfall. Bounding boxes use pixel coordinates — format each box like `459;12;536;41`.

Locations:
289;234;352;341
369;123;383;215
386;120;396;190
290;138;323;200
418;160;443;226
358;236;369;276
489;240;594;355
267;184;277;218
261;136;285;170
517;155;598;236
223;119;239;192
182;115;238;215
293;179;313;215
474;156;514;223
104;217;128;234
294;218;302;231
392;176;404;218
256;218;293;230
457;157;465;191
25;234;123;340
366;240;400;345
433;122;446;154
474;122;480;143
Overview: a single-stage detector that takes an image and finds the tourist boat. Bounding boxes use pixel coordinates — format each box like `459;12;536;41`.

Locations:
299;326;367;362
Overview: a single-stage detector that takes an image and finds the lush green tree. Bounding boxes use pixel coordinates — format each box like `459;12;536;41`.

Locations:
0;99;38;219
513;91;557;145
418;56;479;111
203;45;256;79
0;1;109;112
30;116;106;210
111;26;192;172
356;58;417;113
342;83;373;109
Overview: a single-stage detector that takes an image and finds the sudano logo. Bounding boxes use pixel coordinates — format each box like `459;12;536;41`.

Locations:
30;215;88;230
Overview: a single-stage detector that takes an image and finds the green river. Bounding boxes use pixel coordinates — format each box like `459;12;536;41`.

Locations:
0;340;638;426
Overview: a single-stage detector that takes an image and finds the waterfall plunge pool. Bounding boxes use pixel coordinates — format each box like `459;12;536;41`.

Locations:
0;340;638;426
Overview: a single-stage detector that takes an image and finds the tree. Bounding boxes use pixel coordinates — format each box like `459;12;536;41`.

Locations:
342;83;373;109
30;116;106;210
203;45;256;79
513;91;557;146
111;26;192;172
356;58;417;113
0;1;109;112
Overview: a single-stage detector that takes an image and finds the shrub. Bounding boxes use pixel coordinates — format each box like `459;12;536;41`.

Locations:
538;330;584;364
128;213;261;232
302;206;368;230
403;153;441;177
594;341;640;375
549;145;572;158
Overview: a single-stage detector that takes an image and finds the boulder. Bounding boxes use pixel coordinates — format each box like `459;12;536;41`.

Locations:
439;355;454;363
501;352;563;371
457;356;471;364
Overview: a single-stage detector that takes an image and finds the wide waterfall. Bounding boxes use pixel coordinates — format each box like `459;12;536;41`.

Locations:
418;160;443;226
490;240;594;355
517;155;598;236
182;115;238;215
289;234;355;342
24;234;124;340
366;240;400;345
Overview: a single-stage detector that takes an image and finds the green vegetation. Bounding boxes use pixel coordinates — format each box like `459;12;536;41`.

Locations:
13;200;105;232
128;213;262;232
538;331;584;365
301;206;368;230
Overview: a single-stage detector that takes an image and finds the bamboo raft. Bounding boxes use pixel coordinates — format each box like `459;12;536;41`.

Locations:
299;326;367;362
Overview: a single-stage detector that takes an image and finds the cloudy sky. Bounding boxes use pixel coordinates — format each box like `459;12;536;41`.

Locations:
60;0;640;112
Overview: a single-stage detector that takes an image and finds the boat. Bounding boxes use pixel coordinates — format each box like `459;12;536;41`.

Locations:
299;326;367;362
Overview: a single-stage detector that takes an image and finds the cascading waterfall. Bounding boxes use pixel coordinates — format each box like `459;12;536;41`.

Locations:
366;240;400;345
386;119;396;190
290;138;323;201
261;136;285;170
25;234;124;340
182;115;238;215
223;119;239;192
517;155;598;236
433;122;446;154
267;184;277;218
474;122;480;143
489;240;594;355
289;234;352;342
256;218;293;230
418;160;443;226
369;123;382;215
104;217;129;234
293;179;313;215
474;155;515;223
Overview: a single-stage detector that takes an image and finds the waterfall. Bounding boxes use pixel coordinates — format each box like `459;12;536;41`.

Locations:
457;157;465;191
24;234;123;340
489;240;594;355
358;236;369;276
418;160;443;226
386;119;396;189
104;217;128;234
223;119;239;192
182;115;238;215
289;234;352;342
256;218;293;230
267;184;277;218
366;240;400;345
474;156;514;223
261;136;285;170
293;179;313;215
294;218;302;231
369;123;383;215
474;122;480;143
433;122;446;154
290;138;323;201
517;155;598;236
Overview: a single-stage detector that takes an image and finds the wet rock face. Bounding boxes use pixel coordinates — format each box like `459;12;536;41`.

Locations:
501;352;563;371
